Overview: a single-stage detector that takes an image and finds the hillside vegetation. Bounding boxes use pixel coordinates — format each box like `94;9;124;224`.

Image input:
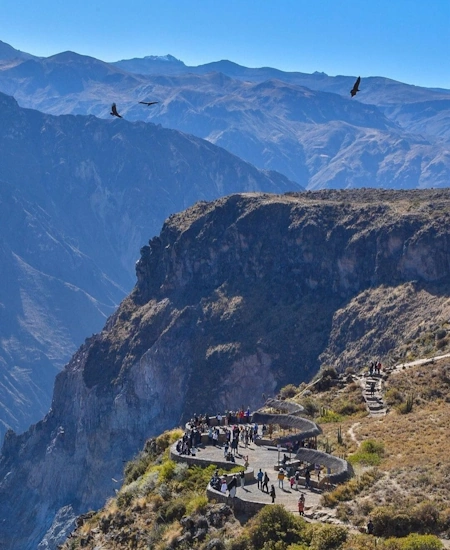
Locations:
62;355;450;550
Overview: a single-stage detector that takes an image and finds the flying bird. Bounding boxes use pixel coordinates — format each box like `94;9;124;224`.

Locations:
110;103;122;118
350;76;361;97
139;101;159;106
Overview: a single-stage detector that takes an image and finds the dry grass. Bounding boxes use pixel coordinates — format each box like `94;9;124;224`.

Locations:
315;360;450;536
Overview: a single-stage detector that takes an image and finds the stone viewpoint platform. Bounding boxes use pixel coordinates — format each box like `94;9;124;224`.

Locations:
170;399;354;519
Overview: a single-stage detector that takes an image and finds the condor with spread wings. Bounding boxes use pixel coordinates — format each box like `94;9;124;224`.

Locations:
139;101;159;106
350;76;361;97
110;103;122;118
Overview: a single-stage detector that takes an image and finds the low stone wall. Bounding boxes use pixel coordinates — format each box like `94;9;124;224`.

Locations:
170;444;255;482
206;485;266;515
293;448;353;484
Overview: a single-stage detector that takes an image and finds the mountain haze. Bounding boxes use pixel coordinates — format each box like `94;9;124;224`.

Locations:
1;43;449;189
115;55;450;142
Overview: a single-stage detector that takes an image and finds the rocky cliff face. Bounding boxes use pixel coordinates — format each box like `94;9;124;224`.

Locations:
0;91;297;441
2;189;450;549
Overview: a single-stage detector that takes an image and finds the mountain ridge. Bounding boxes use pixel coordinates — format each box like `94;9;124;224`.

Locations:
1;42;449;189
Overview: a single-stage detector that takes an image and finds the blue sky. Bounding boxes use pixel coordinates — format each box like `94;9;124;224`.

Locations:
2;0;449;88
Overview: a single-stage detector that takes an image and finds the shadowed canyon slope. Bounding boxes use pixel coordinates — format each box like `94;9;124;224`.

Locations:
0;91;296;440
2;189;450;549
1;44;449;189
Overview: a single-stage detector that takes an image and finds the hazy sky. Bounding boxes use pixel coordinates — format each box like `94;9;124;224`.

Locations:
2;0;449;88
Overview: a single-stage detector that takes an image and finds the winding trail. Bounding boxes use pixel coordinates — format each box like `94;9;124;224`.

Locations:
347;422;361;448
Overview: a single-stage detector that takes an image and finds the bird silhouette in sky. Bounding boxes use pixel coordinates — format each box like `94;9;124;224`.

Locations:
350;76;361;97
110;103;122;118
139;101;159;106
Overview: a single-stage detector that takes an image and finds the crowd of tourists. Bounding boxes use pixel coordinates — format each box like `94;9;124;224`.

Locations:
176;410;266;457
369;361;382;376
174;409;326;517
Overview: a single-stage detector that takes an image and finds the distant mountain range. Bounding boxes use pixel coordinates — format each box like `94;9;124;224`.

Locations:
0;90;296;441
0;40;449;188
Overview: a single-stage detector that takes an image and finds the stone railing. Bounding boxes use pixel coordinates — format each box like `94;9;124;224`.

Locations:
171;399;353;512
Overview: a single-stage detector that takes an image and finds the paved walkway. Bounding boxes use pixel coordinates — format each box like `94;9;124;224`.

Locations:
356;373;387;417
388;352;450;373
178;438;331;519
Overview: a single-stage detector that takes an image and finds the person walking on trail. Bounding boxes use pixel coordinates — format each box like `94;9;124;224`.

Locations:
370;381;376;396
240;470;245;489
289;475;295;490
257;469;264;490
270;485;276;503
262;472;270;493
305;469;311;489
295;471;301;491
220;478;228;494
367;519;374;535
227;475;237;499
278;469;285;489
298;493;305;516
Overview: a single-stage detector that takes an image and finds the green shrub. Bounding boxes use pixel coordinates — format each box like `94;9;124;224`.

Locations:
157;499;186;523
371;506;412;537
396;533;443;549
348;451;381;466
360;440;384;456
335;400;361;416
186;495;208;514
321;469;381;507
280;384;298;399
247;505;305;549
397;394;415;414
123;450;153;484
302;398;319;417
318;409;343;423
308;523;347;550
315;367;338;391
182;464;218;493
159;459;176;482
411;501;440;533
349;440;384;465
438;507;450;531
155;429;184;452
385;388;404;406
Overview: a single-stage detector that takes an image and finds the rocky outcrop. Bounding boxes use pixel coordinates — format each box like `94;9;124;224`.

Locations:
0;91;298;441
2;189;450;549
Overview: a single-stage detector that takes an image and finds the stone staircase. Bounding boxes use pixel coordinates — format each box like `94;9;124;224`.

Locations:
359;374;387;417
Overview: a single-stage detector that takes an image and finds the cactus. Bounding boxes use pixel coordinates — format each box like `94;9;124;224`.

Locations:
323;438;334;454
337;425;343;445
405;393;415;413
